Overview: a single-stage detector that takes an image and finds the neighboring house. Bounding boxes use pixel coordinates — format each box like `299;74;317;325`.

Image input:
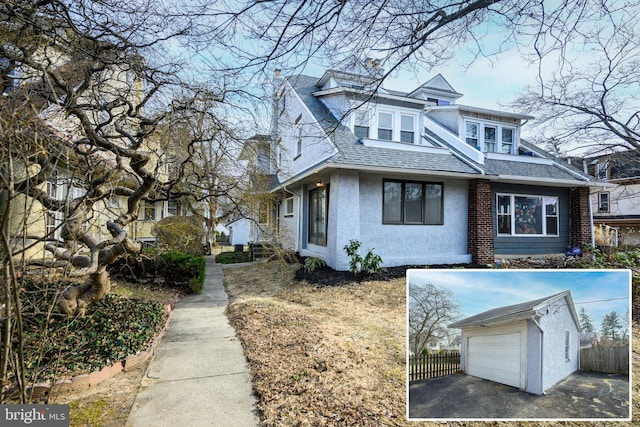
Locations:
2;47;200;259
254;58;595;270
580;331;599;349
583;151;640;246
449;291;580;395
227;218;251;246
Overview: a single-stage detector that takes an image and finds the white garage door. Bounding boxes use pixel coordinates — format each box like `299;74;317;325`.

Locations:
467;332;521;388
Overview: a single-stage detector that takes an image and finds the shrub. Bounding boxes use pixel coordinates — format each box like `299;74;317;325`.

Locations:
108;250;206;294
343;239;383;274
161;251;206;293
304;257;326;272
153;216;204;256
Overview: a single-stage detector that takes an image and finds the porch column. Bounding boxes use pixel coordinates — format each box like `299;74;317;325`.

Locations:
570;186;592;248
468;179;494;265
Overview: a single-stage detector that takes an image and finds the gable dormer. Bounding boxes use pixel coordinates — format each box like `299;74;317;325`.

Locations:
408;74;463;106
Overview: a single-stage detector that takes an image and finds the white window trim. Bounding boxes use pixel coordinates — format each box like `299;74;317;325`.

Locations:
284;196;294;217
464;119;518;154
400;114;416;144
496;193;560;237
353;109;370;138
294;114;303;158
598;192;610;213
377;111;394;140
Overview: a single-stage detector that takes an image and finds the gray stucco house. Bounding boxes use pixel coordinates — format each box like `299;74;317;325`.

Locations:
248;58;597;270
449;291;580;395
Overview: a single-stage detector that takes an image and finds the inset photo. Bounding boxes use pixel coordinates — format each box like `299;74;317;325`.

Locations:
407;269;631;421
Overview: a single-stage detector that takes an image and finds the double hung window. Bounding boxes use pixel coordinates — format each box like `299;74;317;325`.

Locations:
377;112;393;140
598;192;610;213
484;126;497;152
465;120;516;154
501;128;514;153
354;110;370;139
400;115;415;143
465;122;479;147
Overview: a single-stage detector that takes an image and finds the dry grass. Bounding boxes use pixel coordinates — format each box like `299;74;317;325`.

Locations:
224;261;639;427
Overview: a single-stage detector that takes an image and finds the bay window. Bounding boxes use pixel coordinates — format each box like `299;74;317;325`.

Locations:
383;180;443;225
496;194;559;236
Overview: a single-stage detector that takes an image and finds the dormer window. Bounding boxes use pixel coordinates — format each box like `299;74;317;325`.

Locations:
464;119;517;154
596;161;609;180
400;115;415;144
354;110;370;138
378;112;393;140
351;105;418;144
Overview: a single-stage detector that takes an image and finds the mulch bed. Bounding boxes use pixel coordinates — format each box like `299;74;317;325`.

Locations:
294;262;486;286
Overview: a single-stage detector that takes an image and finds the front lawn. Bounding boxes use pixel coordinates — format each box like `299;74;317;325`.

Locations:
223;258;640;426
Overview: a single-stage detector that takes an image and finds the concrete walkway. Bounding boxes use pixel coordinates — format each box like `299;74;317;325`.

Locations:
127;257;260;426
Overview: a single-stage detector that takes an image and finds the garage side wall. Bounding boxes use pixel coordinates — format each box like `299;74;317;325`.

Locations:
526;320;543;395
540;298;580;392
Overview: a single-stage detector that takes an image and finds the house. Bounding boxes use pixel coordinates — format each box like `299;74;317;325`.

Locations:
257;58;596;270
582;150;640;246
580;331;599;349
227;218;251;246
1;46;205;260
449;291;580;395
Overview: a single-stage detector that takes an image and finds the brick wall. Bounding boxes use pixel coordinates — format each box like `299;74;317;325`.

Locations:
468;179;494;265
570;186;592;247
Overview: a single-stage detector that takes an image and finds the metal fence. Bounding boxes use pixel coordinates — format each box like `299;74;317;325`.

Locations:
409;352;461;382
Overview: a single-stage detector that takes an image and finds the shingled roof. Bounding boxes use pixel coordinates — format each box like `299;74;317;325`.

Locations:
287;75;481;176
284;74;592;185
449;290;579;329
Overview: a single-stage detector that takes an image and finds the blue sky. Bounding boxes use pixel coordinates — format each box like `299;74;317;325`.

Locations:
407;269;631;332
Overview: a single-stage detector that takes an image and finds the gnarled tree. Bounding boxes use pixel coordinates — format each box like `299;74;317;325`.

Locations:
0;1;247;318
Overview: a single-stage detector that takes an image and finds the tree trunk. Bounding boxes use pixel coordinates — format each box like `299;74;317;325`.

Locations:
57;269;111;317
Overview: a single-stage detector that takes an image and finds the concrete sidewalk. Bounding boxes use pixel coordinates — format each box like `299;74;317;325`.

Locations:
127;257;260;426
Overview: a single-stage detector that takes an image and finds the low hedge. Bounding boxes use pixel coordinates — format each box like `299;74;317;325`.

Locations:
108;250;206;294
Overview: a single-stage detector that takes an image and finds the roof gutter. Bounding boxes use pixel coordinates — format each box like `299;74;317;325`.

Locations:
270;163;485;193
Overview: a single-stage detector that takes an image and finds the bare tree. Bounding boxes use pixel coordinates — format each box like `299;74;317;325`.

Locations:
511;4;639;156
408;282;460;356
0;1;246;318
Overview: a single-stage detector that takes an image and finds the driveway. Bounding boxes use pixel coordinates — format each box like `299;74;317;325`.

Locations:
408;371;629;420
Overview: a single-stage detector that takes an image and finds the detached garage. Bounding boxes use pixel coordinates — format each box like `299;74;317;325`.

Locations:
449;291;580;395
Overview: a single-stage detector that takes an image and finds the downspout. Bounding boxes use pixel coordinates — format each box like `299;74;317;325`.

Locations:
588;190;595;246
531;315;545;395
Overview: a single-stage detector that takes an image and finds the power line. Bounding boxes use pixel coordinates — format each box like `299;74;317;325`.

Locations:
574;296;629;305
